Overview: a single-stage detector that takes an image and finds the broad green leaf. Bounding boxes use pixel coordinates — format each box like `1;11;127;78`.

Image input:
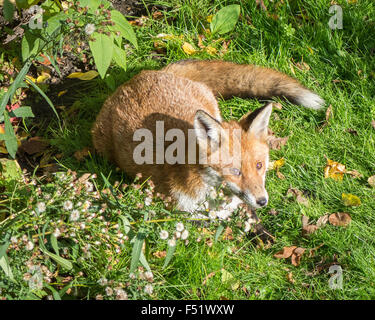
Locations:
112;44;127;70
109;10;138;49
105;74;116;91
15;0;40;9
39;241;73;270
79;0;101;11
0;159;22;180
210;5;240;35
0;242;14;281
44;284;61;300
9;106;34;118
89;32;114;78
139;251;151;272
119;215;131;234
130;232;145;273
163;242;176;268
3;0;15;22
21;31;41;62
50;234;59;255
45;12;65;35
3;112;18;158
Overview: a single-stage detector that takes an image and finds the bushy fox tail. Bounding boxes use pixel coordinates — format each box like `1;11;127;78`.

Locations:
162;60;324;110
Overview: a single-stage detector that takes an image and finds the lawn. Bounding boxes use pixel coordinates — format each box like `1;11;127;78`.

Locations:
0;0;375;300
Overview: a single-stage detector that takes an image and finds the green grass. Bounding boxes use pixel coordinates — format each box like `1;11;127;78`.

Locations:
1;0;375;300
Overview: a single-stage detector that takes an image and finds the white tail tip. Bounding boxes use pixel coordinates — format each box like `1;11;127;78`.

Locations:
296;90;325;110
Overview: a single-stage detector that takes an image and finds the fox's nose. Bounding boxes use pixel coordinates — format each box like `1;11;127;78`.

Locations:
256;197;268;207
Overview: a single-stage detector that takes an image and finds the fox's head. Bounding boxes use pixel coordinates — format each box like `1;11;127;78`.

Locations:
194;103;272;209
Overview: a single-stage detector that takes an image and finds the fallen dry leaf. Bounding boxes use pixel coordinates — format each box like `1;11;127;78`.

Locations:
345;128;358;135
273;102;283;110
319;105;333;132
20;137;49;155
301;215;318;237
291;247;306;266
328;212;351;227
205;46;217;56
368;175;375;187
274;246;297;259
153;251;167;259
342;193;361;206
286;272;295;284
316;214;329;228
202;271;216;286
268;135;289;150
287;188;309;206
74;147;91;161
223;227;234;241
67;70;99;81
324;158;346;181
346;169;363;179
182;42;197;55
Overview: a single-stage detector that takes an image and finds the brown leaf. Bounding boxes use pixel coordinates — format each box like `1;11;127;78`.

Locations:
202;271;216;286
316;214;329;227
273;102;283;110
268;135;289;150
74;147;91;161
346;169;363;179
291;247;306;266
345;128;358;135
77;173;91;184
308;243;324;258
274;246;297;259
287;188;309;206
329;212;351;227
256;0;267;11
153;251;167;259
318;105;333;132
276;170;286;180
286;272;295;284
20;137;49;155
223;227;234;241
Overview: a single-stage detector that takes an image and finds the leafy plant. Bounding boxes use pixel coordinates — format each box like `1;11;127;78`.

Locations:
210;4;240;35
0;0;138;157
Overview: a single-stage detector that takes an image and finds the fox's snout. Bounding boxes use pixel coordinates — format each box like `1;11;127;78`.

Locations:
241;189;268;209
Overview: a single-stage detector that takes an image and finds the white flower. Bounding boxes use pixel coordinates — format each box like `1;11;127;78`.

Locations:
70;210;80;221
168;239;176;247
144;284;153;295
174;231;181;239
85;181;94;192
144;197;152;206
144;271;154;282
216;209;231;220
181;229;189;240
209;211;217;220
159;230;169;240
63;200;73;211
53;228;61;238
10;236;18;244
176;222;184;232
105;286;113;296
85;23;95;35
25;241;34;251
115;288;128;300
97;277;108;286
36;202;46;213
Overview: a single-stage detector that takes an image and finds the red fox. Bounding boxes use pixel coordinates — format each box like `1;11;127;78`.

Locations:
92;60;324;215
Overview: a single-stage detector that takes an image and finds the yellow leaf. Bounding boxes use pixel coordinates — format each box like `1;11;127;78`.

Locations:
67;70;99;81
36;73;50;83
205;46;217;56
324;159;346;181
206;15;213;23
342;193;361;206
58;90;67;97
25;75;36;83
271;158;285;170
308;47;314;55
182;42;197;55
221;269;234;283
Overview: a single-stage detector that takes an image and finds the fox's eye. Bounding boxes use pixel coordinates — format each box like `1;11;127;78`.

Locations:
256;162;262;170
230;168;241;176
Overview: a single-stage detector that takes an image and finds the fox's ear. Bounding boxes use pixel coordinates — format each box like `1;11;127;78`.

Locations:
194;110;223;148
239;103;272;139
